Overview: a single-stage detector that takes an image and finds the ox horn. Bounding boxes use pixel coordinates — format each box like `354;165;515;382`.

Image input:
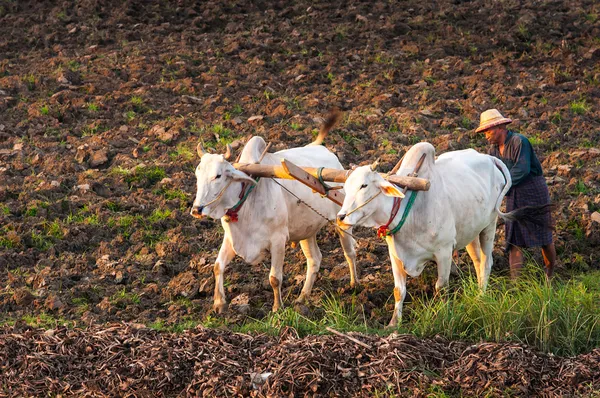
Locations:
196;142;206;157
223;144;234;161
370;158;380;171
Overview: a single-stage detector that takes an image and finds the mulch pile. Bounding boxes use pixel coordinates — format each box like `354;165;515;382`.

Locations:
1;324;598;397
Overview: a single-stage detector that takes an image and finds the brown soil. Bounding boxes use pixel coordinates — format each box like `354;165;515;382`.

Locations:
0;0;599;394
1;323;600;397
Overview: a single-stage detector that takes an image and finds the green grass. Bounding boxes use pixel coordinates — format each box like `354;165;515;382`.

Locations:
108;214;139;238
111;288;141;308
40;104;50;115
169;143;195;161
154;188;188;201
105;201;121;212
125;110;136;122
210;123;237;145
148;208;172;224
528;134;544;146
290;121;303;131
234;293;384;337
30;231;53;251
87;102;99;112
130;95;144;112
228;271;600;356
66;205;100;225
570;99;590;115
117;165;166;187
67;60;80;71
405;269;600;356
22;73;36;90
22;312;75;329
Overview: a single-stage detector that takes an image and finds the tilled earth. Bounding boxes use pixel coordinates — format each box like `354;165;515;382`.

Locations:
1;0;599;395
1;323;600;397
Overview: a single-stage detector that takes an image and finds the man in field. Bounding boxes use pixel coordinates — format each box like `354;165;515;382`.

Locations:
477;109;556;279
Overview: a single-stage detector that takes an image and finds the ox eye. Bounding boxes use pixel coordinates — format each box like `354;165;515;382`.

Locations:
215;174;222;179
360;184;368;189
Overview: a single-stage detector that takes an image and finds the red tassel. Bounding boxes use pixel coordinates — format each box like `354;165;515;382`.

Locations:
225;210;239;222
377;225;388;239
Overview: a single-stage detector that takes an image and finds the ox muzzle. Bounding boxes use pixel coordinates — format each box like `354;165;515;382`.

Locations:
190;205;205;219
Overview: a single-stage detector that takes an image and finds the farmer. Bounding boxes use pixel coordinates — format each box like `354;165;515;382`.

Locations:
476;109;556;279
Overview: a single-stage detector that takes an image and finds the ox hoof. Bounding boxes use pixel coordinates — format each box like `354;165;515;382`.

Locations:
386;315;400;329
294;294;308;305
212;302;228;314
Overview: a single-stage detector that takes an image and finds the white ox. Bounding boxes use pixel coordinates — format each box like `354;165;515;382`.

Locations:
191;125;357;313
337;142;515;327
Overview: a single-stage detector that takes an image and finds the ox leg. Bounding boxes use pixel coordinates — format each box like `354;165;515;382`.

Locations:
388;250;407;328
213;237;236;314
466;236;484;287
336;227;358;288
477;222;497;291
434;247;453;292
296;235;322;304
269;238;287;312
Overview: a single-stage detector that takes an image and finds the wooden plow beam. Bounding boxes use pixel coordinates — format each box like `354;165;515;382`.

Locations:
232;161;430;203
281;159;345;206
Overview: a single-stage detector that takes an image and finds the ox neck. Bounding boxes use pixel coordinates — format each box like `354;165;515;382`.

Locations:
225;178;260;222
376;191;418;238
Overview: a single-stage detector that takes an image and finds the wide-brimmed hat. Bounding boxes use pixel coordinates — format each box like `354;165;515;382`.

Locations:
475;109;512;133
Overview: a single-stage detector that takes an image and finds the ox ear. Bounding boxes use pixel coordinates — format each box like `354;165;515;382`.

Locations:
379;180;405;198
227;168;257;185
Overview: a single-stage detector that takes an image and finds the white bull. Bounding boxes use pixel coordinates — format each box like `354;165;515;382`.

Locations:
337;142;515;327
191;123;357;313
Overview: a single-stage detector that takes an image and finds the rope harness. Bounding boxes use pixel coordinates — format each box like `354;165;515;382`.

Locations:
316;167;333;196
200;180;234;208
377;190;418;238
225;177;260;222
200;177;259;223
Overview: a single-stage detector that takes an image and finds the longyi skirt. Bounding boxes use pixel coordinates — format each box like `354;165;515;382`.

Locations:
505;175;553;251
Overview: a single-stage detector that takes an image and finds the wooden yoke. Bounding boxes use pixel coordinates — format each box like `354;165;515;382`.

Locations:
231;163;430;191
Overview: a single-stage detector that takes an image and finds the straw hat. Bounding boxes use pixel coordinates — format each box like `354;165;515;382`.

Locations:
475;109;512;133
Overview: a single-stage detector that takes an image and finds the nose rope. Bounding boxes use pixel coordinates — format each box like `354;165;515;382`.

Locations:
343;191;382;217
199;180;234;208
270;178;363;241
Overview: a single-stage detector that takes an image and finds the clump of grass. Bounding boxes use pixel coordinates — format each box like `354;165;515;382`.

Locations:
154;188;188;201
107;214;139;238
290;122;303;131
116;165;166;188
111;287;141;309
210;123;237;145
0;226;19;249
148;208;172;224
229;270;600;356
22;312;75;329
528;134;544;146
570;99;590;115
87;102;99;112
235;307;322;336
125;110;136;122
22;74;36;90
130;96;145;112
406;269;600;356
105;201;121;212
169;143;194;161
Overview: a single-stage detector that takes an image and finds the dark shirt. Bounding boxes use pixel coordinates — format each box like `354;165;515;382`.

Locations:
489;131;543;186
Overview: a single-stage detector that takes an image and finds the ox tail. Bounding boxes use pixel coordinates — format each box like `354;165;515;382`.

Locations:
309;109;341;146
492;157;554;229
